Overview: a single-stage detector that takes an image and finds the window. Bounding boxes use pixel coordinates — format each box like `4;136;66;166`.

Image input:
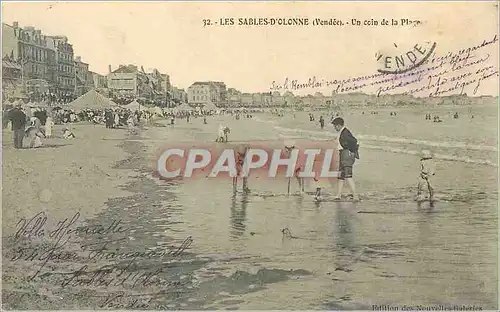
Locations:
202;96;206;100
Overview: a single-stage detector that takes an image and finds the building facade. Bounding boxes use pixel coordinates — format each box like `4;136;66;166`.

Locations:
90;71;109;96
107;65;139;97
227;88;241;107
187;81;227;107
47;35;75;97
74;56;93;96
172;87;188;104
2;22;52;95
240;93;253;107
144;69;171;102
2;56;23;100
210;81;227;107
91;71;107;88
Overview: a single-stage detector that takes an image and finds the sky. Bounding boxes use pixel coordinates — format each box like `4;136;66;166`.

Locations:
2;1;499;96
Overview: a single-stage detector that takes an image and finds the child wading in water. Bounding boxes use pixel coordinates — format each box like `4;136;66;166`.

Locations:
416;150;436;201
283;140;325;200
234;144;250;193
283;140;305;194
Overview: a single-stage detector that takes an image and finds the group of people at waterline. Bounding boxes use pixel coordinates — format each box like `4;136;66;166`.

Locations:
6;104;436;203
225;116;435;203
221;117;362;202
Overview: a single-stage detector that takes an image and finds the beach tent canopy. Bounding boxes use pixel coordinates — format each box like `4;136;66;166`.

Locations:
201;101;217;111
69;89;117;110
149;106;163;115
26;101;49;108
124;100;148;112
175;103;195;111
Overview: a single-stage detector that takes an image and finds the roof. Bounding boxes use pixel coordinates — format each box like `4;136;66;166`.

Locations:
191;82;212;86
112;65;138;74
190;81;226;89
210;81;226;87
2;58;21;70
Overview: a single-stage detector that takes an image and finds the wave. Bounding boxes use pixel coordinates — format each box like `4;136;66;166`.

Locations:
253;117;498;152
255;117;498;167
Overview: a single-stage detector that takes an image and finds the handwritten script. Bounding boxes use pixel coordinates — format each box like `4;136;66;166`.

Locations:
270;35;498;97
6;211;194;309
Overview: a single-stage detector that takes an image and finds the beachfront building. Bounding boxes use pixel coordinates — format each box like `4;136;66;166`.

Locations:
2;56;23;100
252;93;263;107
74;56;93;97
240;93;253;107
272;92;286;107
90;71;108;96
2;22;52;96
107;65;170;103
145;68;171;103
47;35;75;97
172;87;188;104
107;65;141;98
187;81;227;108
227;88;242;107
91;72;107;88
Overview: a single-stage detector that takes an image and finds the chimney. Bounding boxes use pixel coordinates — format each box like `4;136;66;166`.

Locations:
108;65;112;73
75;56;81;62
13;21;18;28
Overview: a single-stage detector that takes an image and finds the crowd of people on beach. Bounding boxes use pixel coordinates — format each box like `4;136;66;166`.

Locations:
2;103;163;149
4;99;444;204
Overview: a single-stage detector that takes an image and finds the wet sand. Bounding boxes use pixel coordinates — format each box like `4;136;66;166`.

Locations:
2;111;498;310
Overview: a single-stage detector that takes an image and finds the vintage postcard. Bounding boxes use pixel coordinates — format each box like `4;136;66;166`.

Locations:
1;1;498;310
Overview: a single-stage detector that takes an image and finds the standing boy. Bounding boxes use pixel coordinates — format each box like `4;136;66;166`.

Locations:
416;149;436;201
332;117;360;202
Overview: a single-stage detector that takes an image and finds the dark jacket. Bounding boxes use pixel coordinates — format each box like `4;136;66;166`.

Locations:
339;127;360;159
8;108;27;130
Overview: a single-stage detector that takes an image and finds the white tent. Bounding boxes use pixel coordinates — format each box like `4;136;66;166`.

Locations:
175;103;195;111
149;106;163;115
124;100;148;112
201;101;217;111
69;89;117;110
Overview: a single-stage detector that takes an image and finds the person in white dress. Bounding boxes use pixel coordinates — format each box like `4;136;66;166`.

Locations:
25;116;44;148
114;112;120;128
44;116;54;138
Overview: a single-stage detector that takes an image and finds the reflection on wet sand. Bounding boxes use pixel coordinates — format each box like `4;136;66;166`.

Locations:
230;192;248;238
334;202;356;254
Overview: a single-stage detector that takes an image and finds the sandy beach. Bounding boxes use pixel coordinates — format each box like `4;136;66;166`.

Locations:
2;107;498;310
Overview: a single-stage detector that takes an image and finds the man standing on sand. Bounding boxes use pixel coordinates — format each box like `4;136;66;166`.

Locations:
8;105;27;149
332;117;360;202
